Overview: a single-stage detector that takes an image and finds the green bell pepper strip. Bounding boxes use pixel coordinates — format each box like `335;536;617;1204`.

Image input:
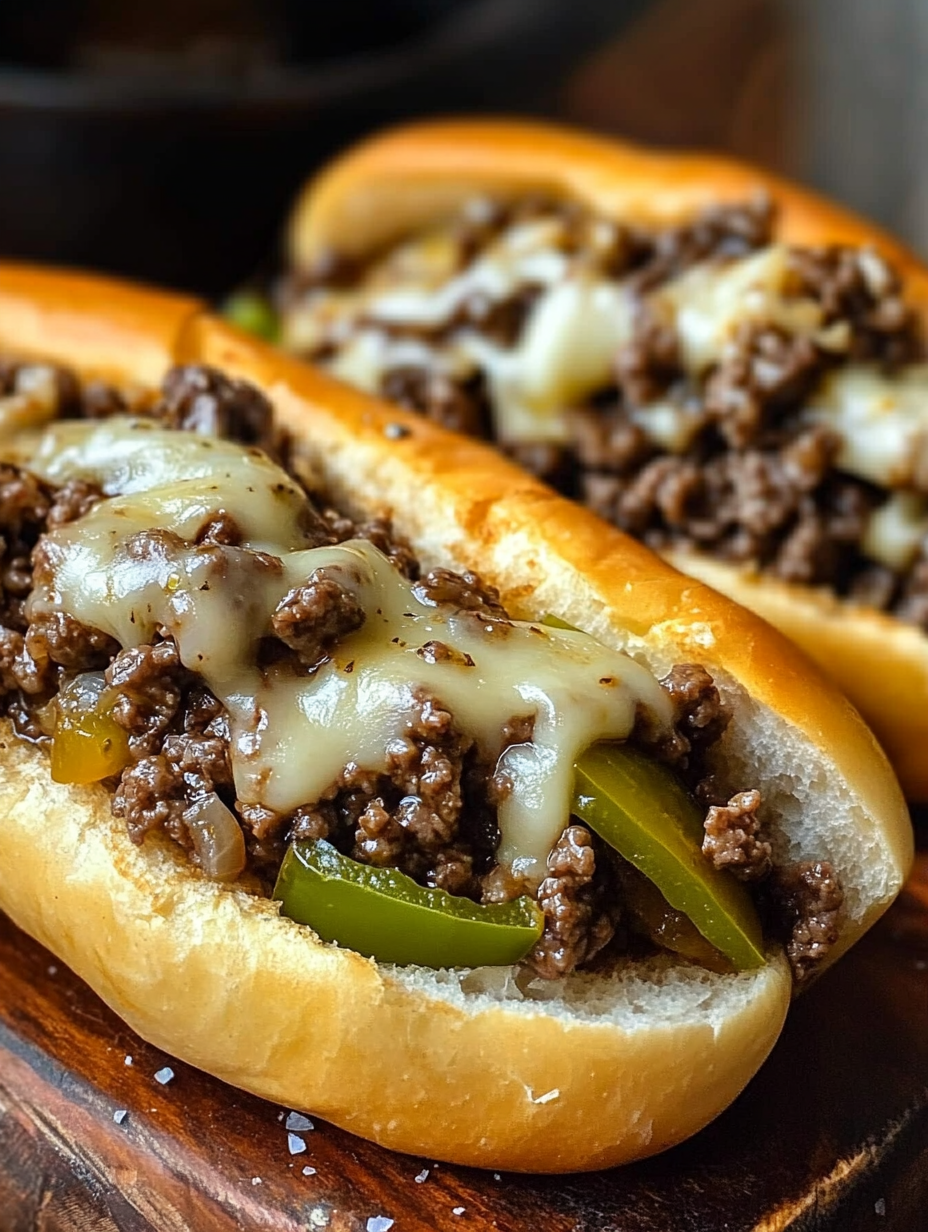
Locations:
539;613;577;631
222;291;280;344
573;744;766;970
274;839;544;968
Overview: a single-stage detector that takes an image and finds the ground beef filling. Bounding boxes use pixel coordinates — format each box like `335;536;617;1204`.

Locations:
286;199;928;632
579;251;925;620
0;360;839;981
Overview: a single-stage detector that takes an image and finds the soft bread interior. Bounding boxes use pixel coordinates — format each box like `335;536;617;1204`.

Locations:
665;548;928;803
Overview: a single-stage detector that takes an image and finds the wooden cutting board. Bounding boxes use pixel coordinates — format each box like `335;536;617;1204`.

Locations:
1;840;925;1232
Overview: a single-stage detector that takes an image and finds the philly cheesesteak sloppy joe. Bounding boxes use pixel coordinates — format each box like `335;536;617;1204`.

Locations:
0;359;841;984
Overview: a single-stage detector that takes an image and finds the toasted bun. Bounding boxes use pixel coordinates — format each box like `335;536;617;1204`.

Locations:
287;118;928;801
0;264;912;1170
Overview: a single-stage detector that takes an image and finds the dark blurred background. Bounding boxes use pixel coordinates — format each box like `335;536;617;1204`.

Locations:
0;0;924;294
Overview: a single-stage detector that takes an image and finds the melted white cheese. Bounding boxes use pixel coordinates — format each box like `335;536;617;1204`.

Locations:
0;365;61;434
630;400;707;454
293;217;928;500
804;365;928;489
327;331;474;397
285;211;636;444
654;246;825;373
16;418;674;885
460;279;634;442
862;491;928;570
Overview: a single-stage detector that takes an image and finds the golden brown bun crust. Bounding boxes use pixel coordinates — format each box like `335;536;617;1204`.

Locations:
0;263;910;1169
0;262;203;385
286;118;928;799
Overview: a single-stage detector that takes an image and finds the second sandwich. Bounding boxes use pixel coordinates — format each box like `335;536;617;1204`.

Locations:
277;120;928;799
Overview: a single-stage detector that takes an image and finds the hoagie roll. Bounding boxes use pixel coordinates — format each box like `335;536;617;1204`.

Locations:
0;262;912;1171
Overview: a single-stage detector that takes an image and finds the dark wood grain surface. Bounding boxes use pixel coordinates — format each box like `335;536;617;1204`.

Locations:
0;834;925;1231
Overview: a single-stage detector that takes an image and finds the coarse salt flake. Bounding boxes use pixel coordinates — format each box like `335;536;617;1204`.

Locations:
414;1168;430;1183
124;1055;133;1067
113;1110;128;1125
154;1067;175;1085
529;1087;559;1104
366;1218;394;1232
288;1133;307;1155
452;1207;466;1216
286;1111;314;1132
302;1165;317;1176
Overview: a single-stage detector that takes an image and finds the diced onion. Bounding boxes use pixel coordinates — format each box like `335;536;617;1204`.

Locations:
184;792;247;882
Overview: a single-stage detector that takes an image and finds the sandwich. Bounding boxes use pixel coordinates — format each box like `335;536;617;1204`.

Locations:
0;262;912;1171
278;118;928;800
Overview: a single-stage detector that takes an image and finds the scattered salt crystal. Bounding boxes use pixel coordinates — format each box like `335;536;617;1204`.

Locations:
875;1198;887;1216
277;1111;285;1121
414;1168;430;1183
529;1087;559;1105
251;1177;262;1186
493;1173;501;1181
113;1110;128;1125
288;1133;307;1155
366;1218;394;1232
154;1067;175;1085
47;965;57;976
286;1111;314;1132
452;1207;465;1216
302;1165;317;1176
124;1056;133;1067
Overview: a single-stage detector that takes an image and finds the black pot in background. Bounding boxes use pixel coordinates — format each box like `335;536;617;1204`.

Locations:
0;0;648;296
